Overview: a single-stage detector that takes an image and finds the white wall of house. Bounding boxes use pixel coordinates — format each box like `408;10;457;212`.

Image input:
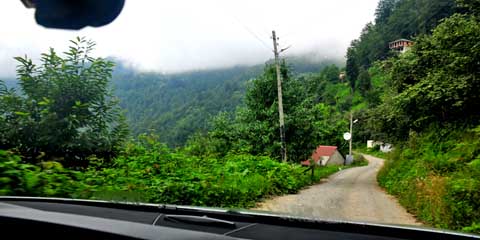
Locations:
320;156;329;166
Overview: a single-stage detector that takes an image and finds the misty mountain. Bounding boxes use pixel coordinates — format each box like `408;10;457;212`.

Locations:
2;78;17;89
112;56;342;147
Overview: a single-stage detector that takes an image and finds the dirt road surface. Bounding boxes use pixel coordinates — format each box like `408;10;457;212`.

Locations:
254;154;421;226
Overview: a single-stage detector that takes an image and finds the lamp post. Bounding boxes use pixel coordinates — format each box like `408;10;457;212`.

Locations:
339;72;359;164
349;113;359;157
344;113;358;165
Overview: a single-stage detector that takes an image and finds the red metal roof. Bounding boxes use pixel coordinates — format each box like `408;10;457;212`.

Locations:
301;146;338;166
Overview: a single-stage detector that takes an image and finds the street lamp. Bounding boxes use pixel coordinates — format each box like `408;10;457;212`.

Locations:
343;113;359;165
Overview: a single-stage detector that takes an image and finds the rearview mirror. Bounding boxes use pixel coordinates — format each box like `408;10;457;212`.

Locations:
21;0;125;30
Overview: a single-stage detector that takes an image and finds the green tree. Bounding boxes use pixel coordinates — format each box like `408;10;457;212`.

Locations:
457;0;480;15
368;12;480;142
375;0;398;25
319;64;340;83
346;41;359;89
346;0;457;93
0;37;128;167
399;14;479;122
356;68;372;96
201;63;349;162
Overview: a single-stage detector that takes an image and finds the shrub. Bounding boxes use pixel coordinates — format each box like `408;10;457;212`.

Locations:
0;150;81;197
378;125;480;233
73;142;342;208
1;137;345;209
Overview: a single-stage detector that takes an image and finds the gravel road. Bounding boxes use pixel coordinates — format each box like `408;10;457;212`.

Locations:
254;154;421;226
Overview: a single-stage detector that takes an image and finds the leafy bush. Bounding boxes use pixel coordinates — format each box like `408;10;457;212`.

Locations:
352;154;369;167
0;38;128;167
51;138;341;208
355;145;388;159
378;125;480;233
0;150;81;197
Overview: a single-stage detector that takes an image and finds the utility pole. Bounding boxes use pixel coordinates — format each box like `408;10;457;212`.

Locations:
272;30;287;162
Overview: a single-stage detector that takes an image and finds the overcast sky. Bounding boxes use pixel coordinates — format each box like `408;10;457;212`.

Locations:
0;0;379;77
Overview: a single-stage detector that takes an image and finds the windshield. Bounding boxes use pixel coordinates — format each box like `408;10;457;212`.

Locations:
1;0;479;235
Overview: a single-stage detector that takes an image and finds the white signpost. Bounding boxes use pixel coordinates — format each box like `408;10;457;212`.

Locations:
343;132;351;141
343;132;353;165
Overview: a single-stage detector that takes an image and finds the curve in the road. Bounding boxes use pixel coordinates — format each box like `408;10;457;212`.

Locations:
254;154;421;226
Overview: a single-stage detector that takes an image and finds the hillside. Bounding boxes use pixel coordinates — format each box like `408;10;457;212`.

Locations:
346;0;480;233
112;57;342;147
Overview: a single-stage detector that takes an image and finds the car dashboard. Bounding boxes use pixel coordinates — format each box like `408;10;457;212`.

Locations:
0;197;478;240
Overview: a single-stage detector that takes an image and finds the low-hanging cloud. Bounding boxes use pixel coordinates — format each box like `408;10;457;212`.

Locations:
0;0;379;78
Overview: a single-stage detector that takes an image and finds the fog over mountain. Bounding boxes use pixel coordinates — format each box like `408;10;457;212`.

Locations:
0;0;378;78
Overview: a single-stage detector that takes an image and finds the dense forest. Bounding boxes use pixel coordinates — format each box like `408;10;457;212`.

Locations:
1;0;479;234
112;57;341;147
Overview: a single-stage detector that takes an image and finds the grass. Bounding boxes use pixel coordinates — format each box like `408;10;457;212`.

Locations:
355;146;389;159
351;153;369;167
376;126;480;234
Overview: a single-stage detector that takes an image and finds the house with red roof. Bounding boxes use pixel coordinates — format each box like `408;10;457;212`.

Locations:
301;146;345;166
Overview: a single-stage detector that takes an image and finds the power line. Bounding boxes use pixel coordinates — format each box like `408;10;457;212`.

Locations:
278;30;303;48
227;14;272;52
210;0;272;52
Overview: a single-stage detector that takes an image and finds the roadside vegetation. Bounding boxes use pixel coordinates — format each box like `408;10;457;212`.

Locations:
354;146;388;159
0;144;341;208
378;127;480;232
350;0;480;233
351;154;369;167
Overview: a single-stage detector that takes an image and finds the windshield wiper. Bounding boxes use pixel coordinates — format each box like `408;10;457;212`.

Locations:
164;214;236;228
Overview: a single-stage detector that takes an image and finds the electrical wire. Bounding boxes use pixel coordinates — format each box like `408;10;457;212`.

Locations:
233;16;272;51
210;0;272;53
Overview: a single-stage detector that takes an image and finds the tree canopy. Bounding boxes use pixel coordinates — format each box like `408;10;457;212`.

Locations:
0;37;128;167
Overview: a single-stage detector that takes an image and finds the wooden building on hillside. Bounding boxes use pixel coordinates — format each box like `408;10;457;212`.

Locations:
389;39;414;53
